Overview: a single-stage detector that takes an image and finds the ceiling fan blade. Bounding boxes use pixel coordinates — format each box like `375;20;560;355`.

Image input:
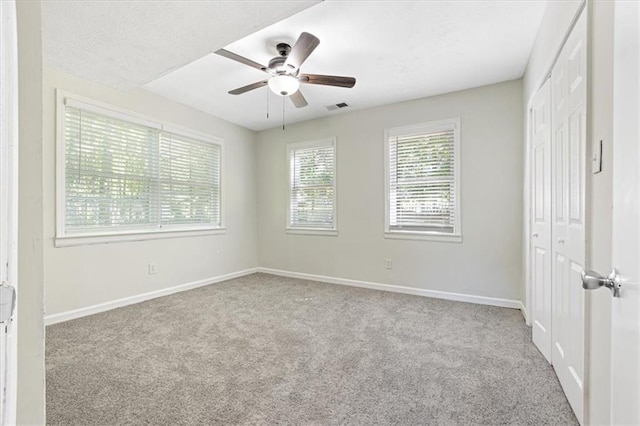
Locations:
284;32;320;69
228;80;268;95
215;49;268;73
290;90;308;108
299;74;356;88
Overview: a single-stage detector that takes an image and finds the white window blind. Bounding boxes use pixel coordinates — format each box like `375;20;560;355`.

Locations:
387;119;460;236
288;139;336;230
61;99;222;237
64;106;159;231
160;133;220;227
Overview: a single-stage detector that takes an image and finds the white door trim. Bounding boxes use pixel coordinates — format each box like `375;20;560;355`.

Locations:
0;0;19;424
609;2;640;423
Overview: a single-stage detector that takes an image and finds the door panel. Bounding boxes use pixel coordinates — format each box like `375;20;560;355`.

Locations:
568;111;583;222
532;247;551;357
568;40;584;94
531;78;552;362
534;146;544;220
554;252;567;360
554;126;566;224
550;10;587;424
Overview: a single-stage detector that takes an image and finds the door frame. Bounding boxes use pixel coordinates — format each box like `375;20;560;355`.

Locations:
609;1;640;422
0;0;19;423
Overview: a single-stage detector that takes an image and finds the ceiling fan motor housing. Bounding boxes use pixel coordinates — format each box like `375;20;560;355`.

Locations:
268;56;297;75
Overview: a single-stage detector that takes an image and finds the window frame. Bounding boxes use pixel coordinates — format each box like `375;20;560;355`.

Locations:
286;137;338;236
383;117;462;242
55;90;226;247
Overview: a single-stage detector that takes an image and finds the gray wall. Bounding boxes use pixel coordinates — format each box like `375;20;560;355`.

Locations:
257;80;524;301
43;67;259;316
16;0;45;423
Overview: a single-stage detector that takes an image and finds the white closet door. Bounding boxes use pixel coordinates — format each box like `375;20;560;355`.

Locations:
550;10;587;424
530;78;552;363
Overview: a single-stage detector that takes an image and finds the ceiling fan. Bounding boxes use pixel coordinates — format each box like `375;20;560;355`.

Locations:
215;32;356;108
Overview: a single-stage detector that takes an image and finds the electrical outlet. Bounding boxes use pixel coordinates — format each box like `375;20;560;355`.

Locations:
385;259;392;270
148;263;157;275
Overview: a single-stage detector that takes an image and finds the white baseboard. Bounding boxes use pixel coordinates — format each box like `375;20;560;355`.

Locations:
257;267;524;311
519;301;529;323
45;266;527;326
44;267;258;325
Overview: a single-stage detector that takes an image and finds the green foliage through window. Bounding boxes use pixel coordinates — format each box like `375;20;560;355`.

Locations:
289;141;335;229
63;106;221;234
388;125;457;234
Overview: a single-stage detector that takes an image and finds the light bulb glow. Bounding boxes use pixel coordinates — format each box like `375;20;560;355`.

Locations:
268;75;300;97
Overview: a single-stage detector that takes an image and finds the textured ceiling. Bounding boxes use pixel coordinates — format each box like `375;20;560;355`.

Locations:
144;0;547;131
42;0;547;131
42;0;319;89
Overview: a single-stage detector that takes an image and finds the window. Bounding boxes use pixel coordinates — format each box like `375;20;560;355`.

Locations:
287;138;337;235
384;118;461;242
57;91;223;246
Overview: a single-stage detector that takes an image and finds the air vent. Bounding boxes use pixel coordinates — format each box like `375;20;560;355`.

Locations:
326;102;349;111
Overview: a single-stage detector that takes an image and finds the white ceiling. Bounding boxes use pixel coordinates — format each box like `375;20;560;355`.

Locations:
42;0;319;89
42;0;547;132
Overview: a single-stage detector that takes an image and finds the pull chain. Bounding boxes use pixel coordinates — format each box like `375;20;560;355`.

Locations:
282;96;285;131
266;88;269;119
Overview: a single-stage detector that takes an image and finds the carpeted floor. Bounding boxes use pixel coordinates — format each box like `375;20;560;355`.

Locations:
46;273;577;425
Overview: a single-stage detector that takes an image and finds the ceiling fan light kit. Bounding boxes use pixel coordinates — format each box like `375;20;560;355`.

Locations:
216;32;356;110
268;75;300;96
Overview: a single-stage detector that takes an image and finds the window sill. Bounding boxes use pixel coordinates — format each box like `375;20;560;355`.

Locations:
286;228;338;236
55;227;226;247
384;231;462;243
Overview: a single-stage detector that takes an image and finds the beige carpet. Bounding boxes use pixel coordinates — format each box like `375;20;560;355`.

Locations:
46;273;577;425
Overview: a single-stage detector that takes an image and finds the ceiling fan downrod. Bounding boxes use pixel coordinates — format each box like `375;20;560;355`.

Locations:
276;43;291;57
